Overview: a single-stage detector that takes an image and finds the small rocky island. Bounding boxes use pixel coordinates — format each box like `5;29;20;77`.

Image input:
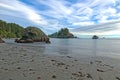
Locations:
48;28;76;38
15;27;50;43
92;35;99;39
0;37;5;43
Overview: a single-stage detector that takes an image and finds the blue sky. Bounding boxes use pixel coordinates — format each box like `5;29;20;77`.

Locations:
0;0;120;38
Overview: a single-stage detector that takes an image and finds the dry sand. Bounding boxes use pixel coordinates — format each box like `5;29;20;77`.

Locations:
0;43;120;80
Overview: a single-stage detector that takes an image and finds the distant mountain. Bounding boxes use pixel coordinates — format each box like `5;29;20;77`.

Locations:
48;28;76;38
0;20;24;38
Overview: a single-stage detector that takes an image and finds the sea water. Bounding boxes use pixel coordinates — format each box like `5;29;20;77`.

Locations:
4;38;120;59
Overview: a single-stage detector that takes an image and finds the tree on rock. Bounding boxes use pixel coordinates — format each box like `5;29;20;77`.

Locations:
49;28;75;38
15;26;50;43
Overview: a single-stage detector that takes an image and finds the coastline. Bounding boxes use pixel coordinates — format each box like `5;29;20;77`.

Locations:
0;43;120;80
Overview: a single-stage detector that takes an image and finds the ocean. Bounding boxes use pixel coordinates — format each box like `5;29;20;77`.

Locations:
4;38;120;59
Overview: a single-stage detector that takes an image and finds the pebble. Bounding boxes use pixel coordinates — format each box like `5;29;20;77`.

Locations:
52;75;56;78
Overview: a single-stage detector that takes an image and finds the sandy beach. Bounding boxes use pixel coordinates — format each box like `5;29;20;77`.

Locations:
0;43;120;80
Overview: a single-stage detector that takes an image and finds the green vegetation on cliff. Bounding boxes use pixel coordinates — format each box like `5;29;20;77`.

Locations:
48;28;75;38
0;20;48;39
0;19;50;43
22;26;47;40
16;26;50;43
0;20;24;38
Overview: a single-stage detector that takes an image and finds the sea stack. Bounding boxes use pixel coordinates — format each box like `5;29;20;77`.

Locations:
92;35;99;39
15;26;50;43
48;28;76;38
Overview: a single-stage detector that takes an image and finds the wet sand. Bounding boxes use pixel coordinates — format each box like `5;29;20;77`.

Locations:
0;43;120;80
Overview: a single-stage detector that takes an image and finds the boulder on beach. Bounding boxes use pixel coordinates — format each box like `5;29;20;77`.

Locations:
92;35;99;39
0;37;5;43
15;26;50;43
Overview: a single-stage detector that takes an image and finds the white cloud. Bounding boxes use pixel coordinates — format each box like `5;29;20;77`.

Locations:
0;0;47;25
0;0;120;35
94;7;118;23
73;21;95;26
104;7;117;14
89;0;116;8
37;0;73;18
71;21;120;36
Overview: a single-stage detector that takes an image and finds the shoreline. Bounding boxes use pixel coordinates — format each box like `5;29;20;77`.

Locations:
0;43;120;80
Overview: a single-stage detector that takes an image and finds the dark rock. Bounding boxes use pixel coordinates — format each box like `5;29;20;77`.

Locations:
67;56;72;58
15;39;34;43
97;69;105;72
37;76;41;79
17;67;21;69
15;38;19;42
0;38;5;43
116;77;120;80
57;62;65;66
90;61;93;64
29;68;33;71
46;40;51;43
92;35;99;39
52;75;56;78
15;27;51;43
49;28;76;38
51;60;56;62
45;38;51;43
86;73;92;79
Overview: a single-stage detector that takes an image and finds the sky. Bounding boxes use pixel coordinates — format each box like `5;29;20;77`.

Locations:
0;0;120;38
